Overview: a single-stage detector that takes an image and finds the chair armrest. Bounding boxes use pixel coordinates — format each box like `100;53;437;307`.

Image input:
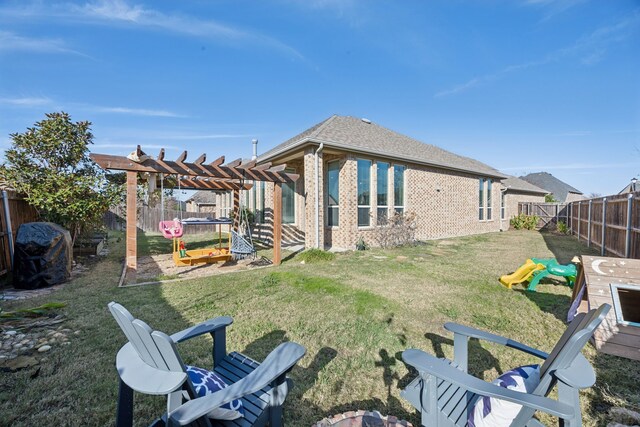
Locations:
170;316;233;343
116;343;188;395
168;342;306;426
554;353;595;389
402;349;573;419
444;322;549;359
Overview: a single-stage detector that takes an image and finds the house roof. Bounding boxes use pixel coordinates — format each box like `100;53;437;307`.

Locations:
259;115;507;179
502;176;548;195
519;172;582;202
186;191;217;204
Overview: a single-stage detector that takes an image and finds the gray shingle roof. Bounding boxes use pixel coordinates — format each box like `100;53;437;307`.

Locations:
501;176;548;195
519;172;582;202
259;115;506;178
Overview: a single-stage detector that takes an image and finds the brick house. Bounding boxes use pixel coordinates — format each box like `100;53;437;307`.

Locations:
500;176;548;226
217;115;542;250
186;191;217;214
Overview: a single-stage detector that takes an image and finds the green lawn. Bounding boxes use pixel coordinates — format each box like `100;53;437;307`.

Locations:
1;230;638;426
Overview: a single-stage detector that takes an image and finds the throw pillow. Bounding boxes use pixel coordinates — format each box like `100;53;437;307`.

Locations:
186;365;244;420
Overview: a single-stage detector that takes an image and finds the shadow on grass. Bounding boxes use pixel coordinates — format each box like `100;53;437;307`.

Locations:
540;230;598;265
587;351;640;425
514;285;571;322
424;333;503;379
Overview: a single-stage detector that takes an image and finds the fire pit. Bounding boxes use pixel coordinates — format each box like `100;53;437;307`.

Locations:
313;410;412;427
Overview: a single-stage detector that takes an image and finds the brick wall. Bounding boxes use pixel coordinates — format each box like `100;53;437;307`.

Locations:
259;149;547;250
504;192;546;230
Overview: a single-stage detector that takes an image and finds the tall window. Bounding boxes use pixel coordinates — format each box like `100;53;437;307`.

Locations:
357;159;372;227
478;178;485;220
501;189;506;220
282;181;295;224
394;165;405;214
486;179;493;220
377;162;389;223
258;181;265;223
327;161;340;226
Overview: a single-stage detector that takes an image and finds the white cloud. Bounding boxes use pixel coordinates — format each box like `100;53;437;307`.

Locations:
92;106;186;118
0;96;52;106
502;161;640;171
0;1;304;60
0;31;88;57
435;12;640;98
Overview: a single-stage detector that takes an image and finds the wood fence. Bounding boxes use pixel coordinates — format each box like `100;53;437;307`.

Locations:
518;202;569;229
568;192;640;259
0;191;39;277
520;193;640;259
105;205;219;235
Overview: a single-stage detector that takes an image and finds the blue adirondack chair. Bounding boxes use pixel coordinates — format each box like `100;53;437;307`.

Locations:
401;304;610;427
109;302;306;427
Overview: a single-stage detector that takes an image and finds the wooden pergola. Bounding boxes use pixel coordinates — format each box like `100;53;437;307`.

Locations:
90;146;299;280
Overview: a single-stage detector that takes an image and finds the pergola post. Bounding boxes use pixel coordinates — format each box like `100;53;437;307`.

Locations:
126;171;137;280
232;189;240;232
273;182;282;266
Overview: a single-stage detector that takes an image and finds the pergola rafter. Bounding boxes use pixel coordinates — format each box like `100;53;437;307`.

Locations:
91;146;297;283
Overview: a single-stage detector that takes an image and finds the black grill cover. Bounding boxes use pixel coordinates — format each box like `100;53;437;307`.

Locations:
13;222;72;289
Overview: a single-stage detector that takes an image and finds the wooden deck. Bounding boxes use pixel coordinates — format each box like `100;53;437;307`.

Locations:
573;256;640;361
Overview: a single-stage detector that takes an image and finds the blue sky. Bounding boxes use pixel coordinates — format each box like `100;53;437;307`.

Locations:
0;0;638;196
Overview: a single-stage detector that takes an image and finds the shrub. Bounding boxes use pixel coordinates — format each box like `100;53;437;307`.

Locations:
298;248;336;263
355;236;368;251
557;221;569;234
510;214;539;230
373;211;418;248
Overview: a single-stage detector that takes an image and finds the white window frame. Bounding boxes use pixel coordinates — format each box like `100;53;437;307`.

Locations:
393;164;405;215
357;158;372;227
479;178;485;220
376;161;390;224
486;178;493;220
327;160;340;227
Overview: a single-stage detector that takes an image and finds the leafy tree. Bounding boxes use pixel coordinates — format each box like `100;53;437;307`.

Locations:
1;112;123;243
544;194;558;203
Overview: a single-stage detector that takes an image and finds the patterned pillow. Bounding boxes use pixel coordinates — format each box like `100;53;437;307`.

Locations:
468;364;540;427
186;365;244;420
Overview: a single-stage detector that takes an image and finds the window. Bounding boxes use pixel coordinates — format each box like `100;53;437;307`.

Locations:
486;179;492;220
377;162;389;223
327;161;340;226
394;165;405;214
259;181;265;223
478;178;485;220
282;182;295;224
501;189;506;220
357;159;372;227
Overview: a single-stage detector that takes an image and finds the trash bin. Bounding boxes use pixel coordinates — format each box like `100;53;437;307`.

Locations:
13;222;72;289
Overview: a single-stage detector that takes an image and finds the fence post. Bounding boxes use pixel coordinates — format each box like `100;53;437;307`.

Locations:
577;201;581;241
587;199;592;247
625;193;633;258
601;197;607;256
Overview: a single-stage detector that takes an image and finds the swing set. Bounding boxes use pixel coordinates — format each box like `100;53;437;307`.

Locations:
90;146;299;282
157;174;239;267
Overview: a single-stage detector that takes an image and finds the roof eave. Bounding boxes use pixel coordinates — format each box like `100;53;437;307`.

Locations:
259;138;507;179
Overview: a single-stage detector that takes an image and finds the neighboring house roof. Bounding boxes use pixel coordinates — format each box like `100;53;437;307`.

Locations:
259;115;507;179
502;176;548;195
186;191;217;205
619;178;639;194
519;172;582;202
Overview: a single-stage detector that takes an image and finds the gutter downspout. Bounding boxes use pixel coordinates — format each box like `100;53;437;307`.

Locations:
314;143;324;249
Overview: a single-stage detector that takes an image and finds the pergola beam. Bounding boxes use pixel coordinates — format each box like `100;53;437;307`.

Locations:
90;153;298;183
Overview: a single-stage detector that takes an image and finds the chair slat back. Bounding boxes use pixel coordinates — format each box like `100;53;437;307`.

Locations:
109;302;186;373
538;304;609;388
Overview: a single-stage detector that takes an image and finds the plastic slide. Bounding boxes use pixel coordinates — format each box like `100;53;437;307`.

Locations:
499;259;545;289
